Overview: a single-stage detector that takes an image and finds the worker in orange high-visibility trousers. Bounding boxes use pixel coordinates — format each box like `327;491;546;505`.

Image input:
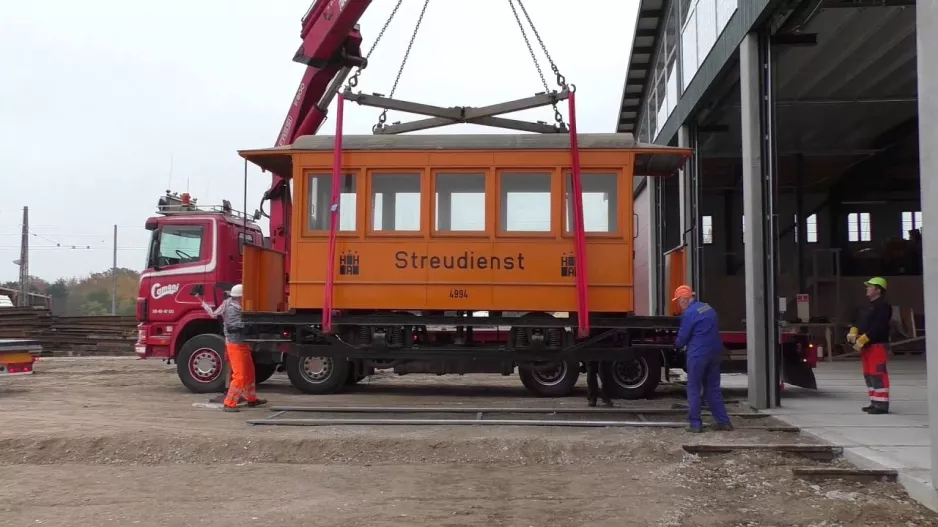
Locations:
202;284;266;413
847;277;892;414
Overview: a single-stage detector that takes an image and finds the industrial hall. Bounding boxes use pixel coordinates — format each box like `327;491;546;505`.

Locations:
618;0;938;510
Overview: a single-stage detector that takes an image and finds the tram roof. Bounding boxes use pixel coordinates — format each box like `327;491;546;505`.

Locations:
239;133;691;177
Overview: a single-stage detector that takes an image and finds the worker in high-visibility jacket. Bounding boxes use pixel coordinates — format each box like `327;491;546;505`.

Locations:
847;277;892;414
673;285;733;433
202;284;266;413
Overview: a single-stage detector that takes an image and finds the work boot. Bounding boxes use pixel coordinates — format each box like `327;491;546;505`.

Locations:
686;425;704;433
867;406;889;415
222;406;240;413
862;404;874;413
587;398;597;408
712;422;734;432
246;398;268;408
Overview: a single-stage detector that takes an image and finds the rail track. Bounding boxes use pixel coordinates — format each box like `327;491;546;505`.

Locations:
246;405;799;431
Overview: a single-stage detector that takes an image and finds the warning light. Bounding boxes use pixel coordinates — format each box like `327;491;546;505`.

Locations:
181;193;191;205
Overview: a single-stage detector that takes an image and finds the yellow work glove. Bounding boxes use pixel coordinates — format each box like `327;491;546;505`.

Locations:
853;334;869;352
846;327;858;344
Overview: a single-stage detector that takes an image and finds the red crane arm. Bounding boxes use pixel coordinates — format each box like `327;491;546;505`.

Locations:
262;0;373;265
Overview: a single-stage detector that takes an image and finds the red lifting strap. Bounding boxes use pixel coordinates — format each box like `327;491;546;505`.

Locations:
323;93;346;333
567;91;590;338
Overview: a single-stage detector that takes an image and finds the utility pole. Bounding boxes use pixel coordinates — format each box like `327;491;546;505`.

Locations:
111;224;117;315
17;207;29;307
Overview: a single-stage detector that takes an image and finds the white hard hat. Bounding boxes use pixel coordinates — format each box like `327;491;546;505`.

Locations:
230;284;243;298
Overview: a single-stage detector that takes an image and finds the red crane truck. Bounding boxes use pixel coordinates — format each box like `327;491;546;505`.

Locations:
134;0;818;397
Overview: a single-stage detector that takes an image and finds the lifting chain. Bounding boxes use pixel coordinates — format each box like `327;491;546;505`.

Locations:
347;0;406;89
373;0;431;133
507;0;569;129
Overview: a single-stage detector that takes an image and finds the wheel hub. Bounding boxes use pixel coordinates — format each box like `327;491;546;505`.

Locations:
613;358;649;389
189;348;221;383
531;362;567;386
301;356;334;383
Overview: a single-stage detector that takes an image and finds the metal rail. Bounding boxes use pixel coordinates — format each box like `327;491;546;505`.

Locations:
246;406;796;431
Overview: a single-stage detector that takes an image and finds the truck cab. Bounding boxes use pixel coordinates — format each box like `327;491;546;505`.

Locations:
135;191;270;393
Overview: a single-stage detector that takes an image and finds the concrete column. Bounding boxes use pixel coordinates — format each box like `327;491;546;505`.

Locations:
917;0;938;491
740;32;771;409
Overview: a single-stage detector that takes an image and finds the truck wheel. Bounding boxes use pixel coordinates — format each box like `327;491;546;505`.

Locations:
606;351;662;400
518;360;580;397
254;363;278;384
285;354;349;395
176;334;227;394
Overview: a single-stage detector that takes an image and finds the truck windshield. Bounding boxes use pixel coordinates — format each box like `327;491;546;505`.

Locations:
151;225;204;267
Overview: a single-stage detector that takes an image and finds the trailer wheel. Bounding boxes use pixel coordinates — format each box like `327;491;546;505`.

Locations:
254;363;278;384
606;351;662;400
285;354;349;395
518;360;580;397
176;334;227;394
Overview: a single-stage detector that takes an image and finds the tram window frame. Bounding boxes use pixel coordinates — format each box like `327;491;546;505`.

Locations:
497;171;554;236
304;172;358;235
369;171;424;235
562;172;621;236
432;171;488;235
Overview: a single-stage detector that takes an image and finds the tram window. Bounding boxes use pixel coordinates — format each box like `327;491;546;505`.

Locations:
435;173;486;232
307;173;356;232
563;173;618;232
499;172;551;232
372;173;421;232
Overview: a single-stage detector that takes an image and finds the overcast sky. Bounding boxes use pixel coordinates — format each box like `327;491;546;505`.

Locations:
0;0;639;283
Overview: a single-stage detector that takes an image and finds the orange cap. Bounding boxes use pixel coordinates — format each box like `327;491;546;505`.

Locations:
671;285;694;302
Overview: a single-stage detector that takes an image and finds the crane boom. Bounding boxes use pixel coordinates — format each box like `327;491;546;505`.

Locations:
263;0;374;269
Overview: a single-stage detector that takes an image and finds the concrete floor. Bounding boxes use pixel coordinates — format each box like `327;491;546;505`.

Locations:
761;355;937;511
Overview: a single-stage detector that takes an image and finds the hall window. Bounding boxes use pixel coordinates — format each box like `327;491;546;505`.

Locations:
701;215;713;244
901;211;922;240
435;173;486;232
307;173;356;232
793;214;818;243
563;173;617;233
847;212;871;242
372;173;421;232
499;172;551;232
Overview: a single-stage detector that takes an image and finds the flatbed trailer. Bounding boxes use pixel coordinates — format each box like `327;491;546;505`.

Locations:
0;339;41;375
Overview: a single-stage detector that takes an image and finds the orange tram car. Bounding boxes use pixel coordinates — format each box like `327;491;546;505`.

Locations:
237;133;693;398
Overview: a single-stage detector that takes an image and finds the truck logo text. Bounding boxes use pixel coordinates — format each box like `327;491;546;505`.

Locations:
151;283;180;300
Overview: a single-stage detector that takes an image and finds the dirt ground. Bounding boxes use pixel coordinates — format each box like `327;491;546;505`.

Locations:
0;357;935;527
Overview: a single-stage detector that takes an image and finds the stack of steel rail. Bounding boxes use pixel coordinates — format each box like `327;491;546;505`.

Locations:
0;308;137;356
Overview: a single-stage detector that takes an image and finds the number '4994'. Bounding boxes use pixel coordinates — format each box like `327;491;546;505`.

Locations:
449;289;469;299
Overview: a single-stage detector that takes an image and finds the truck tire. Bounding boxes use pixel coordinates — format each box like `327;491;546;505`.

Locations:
254;363;278;384
518;360;580;397
284;354;349;395
176;334;227;394
606;351;662;400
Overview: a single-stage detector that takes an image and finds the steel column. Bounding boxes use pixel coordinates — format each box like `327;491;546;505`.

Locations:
677;126;698;293
741;31;779;410
917;0;938;491
647;177;661;316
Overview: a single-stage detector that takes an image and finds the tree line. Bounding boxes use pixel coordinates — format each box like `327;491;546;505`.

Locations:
1;268;140;316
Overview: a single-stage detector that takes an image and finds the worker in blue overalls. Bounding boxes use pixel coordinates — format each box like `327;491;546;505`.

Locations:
673;285;733;433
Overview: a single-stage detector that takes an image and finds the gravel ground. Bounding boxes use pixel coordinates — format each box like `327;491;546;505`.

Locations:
0;357;934;527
